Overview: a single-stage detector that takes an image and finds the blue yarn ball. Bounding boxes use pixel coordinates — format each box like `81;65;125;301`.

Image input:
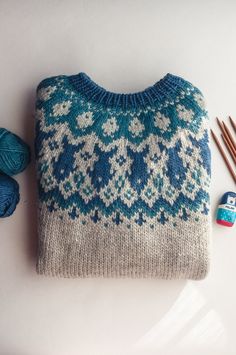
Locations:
0;128;30;176
0;173;20;218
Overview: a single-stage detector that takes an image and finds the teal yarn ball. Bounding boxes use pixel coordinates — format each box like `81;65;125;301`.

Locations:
0;128;30;176
0;173;20;218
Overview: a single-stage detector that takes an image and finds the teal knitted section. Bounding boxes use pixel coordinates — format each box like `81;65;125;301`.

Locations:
34;73;211;228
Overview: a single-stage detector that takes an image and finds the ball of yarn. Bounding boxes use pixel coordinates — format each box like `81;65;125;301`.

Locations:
0;128;30;176
0;173;20;218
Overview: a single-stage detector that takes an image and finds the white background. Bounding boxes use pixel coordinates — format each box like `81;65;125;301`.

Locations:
0;1;236;354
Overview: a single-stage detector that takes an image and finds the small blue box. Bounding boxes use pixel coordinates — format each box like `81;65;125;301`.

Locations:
216;191;236;227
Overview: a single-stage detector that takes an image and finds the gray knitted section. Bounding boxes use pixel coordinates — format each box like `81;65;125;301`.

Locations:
36;204;211;279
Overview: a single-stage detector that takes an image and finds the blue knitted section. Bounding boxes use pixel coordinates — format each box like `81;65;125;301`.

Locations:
35;73;211;227
68;72;190;110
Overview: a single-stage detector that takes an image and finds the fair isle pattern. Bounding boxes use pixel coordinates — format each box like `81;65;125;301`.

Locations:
35;72;211;279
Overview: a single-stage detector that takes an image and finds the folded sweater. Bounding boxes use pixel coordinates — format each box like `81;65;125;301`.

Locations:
34;72;211;279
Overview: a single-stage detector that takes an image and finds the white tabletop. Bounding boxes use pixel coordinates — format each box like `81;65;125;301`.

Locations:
0;1;235;354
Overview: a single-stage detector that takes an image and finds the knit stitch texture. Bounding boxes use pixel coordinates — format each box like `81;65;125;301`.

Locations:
34;72;211;279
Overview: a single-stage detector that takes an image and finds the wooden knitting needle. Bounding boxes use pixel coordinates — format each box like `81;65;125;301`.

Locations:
222;121;236;151
216;117;236;159
221;133;236;165
229;116;236;134
211;129;236;183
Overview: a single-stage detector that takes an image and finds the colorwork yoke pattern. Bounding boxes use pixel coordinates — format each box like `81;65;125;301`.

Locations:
34;72;211;279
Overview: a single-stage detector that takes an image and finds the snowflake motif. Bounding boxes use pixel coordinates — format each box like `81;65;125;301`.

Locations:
193;93;206;110
181;173;201;201
154;112;170;131
77;111;94;129
79;180;96;204
128;117;145;137
121;185;138;208
161;182;179;206
139;176;160;207
102;117;119;136
38;86;56;101
100;183;117;207
176;104;194;122
52;101;72;117
59;173;77;199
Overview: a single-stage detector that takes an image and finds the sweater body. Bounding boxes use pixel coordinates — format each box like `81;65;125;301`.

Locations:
35;72;211;279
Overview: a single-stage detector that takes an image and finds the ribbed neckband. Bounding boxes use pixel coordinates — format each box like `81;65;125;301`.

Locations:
67;72;188;110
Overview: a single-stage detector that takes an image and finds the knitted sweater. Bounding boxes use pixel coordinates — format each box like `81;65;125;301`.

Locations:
34;72;211;279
